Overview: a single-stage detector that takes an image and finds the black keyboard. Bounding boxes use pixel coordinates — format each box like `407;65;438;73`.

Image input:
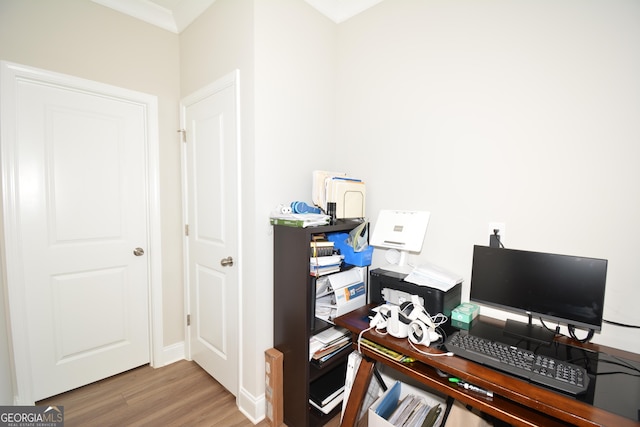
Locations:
445;332;589;395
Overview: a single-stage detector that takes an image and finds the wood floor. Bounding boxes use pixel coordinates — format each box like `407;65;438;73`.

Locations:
37;360;272;427
37;360;342;427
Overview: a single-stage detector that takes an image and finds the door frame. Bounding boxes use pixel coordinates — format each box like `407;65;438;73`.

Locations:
0;61;164;405
180;69;243;387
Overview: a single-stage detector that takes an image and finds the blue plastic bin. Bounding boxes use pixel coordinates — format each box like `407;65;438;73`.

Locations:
326;232;373;267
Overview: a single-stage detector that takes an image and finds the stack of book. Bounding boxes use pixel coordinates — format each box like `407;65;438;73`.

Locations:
270;212;330;228
309;326;352;366
310;235;343;276
309;361;348;415
310;254;343;276
310;235;334;257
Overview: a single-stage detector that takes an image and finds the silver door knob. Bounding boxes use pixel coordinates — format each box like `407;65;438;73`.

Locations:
220;256;234;267
133;247;145;256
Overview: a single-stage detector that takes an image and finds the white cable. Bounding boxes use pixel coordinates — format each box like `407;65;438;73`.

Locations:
357;324;388;354
409;339;454;357
357;326;373;354
431;313;448;328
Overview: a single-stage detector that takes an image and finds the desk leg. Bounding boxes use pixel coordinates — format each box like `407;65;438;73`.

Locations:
340;357;375;427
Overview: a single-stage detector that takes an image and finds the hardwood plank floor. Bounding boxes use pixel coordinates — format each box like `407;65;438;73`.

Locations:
37;360;342;427
37;360;271;427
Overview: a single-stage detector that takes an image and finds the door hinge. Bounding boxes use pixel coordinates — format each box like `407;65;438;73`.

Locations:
185;224;189;236
187;314;191;326
177;129;186;142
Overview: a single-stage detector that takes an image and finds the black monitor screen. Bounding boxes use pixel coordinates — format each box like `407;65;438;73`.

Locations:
470;245;608;332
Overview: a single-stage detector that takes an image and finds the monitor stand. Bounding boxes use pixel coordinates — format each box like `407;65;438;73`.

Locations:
503;314;555;345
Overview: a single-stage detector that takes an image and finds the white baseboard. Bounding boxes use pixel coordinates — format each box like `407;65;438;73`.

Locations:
238;387;266;424
161;341;186;366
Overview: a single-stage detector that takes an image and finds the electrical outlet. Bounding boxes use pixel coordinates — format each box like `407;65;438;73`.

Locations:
488;222;506;247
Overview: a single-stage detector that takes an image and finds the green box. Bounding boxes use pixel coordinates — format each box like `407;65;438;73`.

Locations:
451;303;479;324
451;318;476;330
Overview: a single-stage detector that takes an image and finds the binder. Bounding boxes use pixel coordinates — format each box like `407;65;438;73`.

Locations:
309;362;348;408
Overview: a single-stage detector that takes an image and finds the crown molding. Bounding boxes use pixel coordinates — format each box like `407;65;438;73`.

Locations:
304;0;384;24
93;0;383;33
91;0;216;33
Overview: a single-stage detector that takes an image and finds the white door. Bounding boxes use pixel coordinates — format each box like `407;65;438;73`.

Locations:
182;71;240;395
1;62;161;402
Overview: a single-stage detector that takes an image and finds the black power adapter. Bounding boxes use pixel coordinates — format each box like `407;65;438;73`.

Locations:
489;229;503;248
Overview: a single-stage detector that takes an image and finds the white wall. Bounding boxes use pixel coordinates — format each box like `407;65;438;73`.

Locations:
335;0;640;353
253;0;336;415
0;0;182;402
181;0;337;419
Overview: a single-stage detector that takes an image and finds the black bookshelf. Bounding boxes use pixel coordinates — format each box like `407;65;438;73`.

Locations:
273;220;366;427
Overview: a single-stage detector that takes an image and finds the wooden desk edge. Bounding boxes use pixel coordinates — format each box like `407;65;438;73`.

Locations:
335;305;640;427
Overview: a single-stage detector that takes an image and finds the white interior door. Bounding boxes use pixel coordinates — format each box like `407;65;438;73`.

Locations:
1;62;160;402
182;71;240;395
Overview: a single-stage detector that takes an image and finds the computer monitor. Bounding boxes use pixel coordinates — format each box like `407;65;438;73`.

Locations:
469;245;608;344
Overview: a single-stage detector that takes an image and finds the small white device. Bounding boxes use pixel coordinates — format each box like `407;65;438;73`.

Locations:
370;210;430;274
369;306;391;329
406;295;441;346
371;296;441;344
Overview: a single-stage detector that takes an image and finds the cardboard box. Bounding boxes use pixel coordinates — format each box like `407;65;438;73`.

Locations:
368;381;446;427
451;303;479;324
265;348;284;427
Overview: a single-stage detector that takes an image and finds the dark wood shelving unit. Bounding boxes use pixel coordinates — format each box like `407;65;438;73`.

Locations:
273;220;366;427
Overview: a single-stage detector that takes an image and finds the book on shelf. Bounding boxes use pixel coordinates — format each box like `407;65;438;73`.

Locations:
310;254;343;267
312;336;350;360
310;238;334;257
311;343;352;366
309;326;351;362
309;363;347;409
358;338;415;363
309;390;344;415
310;264;341;276
314;326;349;344
269;213;329;228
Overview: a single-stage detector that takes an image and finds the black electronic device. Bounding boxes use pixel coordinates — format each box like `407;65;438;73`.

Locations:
469;245;608;343
369;268;461;318
445;331;590;395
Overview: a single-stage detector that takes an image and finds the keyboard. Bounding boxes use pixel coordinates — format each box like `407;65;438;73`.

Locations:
445;332;589;395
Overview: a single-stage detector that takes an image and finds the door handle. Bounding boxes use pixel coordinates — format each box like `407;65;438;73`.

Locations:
220;256;234;267
133;247;145;256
